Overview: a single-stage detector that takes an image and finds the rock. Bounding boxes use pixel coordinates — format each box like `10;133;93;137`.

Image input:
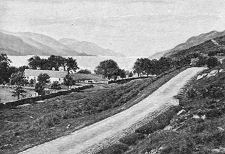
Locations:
164;125;173;130
66;124;71;129
197;73;207;80
159;145;172;153
201;115;206;120
149;149;158;154
177;109;186;116
193;115;201;119
207;70;218;78
211;147;225;153
218;127;225;132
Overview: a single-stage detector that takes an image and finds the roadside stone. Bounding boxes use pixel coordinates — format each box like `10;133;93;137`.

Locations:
193;114;200;119
201;115;206;120
218;127;225;132
164;125;173;130
211;147;225;153
177;109;186;115
207;70;218;78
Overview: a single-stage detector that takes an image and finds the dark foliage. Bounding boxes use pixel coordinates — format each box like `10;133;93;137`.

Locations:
97;143;129;154
119;133;145;146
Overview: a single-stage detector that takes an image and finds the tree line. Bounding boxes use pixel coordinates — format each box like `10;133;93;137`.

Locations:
0;52;221;100
28;55;79;73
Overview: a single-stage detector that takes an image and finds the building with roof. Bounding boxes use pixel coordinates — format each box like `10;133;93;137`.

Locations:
24;69;67;84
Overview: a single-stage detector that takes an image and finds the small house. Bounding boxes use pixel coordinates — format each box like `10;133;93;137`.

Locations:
24;69;67;84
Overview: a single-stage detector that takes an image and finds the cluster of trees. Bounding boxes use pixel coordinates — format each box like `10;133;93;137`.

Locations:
94;59;128;80
133;57;173;76
28;55;79;73
77;69;91;74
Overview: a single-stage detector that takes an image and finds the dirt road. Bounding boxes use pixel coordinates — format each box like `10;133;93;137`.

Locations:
20;67;205;154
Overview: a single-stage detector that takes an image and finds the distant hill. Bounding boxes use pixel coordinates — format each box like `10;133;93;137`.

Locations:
164;30;225;57
0;30;123;57
148;50;169;59
148;30;225;59
167;35;225;58
59;38;124;57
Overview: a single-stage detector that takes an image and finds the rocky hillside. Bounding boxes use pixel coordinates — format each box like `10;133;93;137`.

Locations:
164;30;225;57
167;35;225;58
149;30;225;59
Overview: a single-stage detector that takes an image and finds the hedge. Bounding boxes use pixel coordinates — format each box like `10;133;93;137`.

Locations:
0;85;93;110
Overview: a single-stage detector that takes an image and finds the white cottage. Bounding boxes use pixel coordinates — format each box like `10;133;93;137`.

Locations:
24;69;67;84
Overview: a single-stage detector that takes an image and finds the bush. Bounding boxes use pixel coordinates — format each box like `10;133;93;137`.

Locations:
97;143;129;154
143;131;195;154
207;57;219;68
135;119;162;134
187;88;198;98
51;81;61;90
119;133;145;146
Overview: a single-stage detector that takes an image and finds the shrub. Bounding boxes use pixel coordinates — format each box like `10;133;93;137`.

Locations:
97;143;129;154
31;112;62;129
51;81;61;90
143;131;195;154
207;57;219;68
135;119;162;134
119;133;145;146
187;88;198;98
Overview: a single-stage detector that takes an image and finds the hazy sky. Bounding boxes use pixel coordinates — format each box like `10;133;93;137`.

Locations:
1;0;225;56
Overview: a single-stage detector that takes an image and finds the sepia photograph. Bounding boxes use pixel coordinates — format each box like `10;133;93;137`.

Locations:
1;0;225;153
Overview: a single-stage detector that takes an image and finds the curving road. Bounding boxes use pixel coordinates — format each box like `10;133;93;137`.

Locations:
20;67;205;154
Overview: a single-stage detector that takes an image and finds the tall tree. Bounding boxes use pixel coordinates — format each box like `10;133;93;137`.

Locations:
133;58;144;77
10;72;27;85
0;54;12;83
47;55;66;70
64;74;73;89
12;86;26;100
35;82;45;95
118;69;126;79
37;73;50;84
28;56;42;69
95;59;120;79
66;57;79;74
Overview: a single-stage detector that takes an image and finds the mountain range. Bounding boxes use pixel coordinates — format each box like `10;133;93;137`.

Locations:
0;30;123;57
149;30;225;59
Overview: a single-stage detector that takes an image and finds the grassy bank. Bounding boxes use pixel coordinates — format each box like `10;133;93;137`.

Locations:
117;67;225;154
0;67;186;154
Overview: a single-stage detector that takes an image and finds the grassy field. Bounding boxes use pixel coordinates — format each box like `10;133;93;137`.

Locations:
0;87;35;104
0;68;186;154
116;67;225;154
